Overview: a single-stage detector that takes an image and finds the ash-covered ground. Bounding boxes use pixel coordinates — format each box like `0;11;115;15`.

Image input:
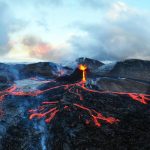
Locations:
0;58;150;150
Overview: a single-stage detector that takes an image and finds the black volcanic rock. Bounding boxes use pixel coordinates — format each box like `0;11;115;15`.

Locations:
56;66;90;83
95;77;150;94
56;68;83;82
20;62;57;79
0;62;73;82
105;59;150;82
0;63;22;82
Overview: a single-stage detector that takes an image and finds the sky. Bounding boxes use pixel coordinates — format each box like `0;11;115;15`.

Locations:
0;0;150;63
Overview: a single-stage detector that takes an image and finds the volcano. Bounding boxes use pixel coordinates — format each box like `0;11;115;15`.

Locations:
0;58;150;150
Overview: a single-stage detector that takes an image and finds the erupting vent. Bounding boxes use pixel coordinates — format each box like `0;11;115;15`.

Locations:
79;64;87;83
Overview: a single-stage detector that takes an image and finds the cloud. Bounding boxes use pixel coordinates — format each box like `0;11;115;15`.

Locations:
36;0;63;6
69;1;150;61
79;0;116;8
35;0;114;8
22;36;53;59
0;1;26;57
4;0;63;7
0;2;12;55
1;0;150;62
22;36;67;62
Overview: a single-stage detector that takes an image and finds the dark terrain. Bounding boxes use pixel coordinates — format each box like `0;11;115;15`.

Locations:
0;58;150;150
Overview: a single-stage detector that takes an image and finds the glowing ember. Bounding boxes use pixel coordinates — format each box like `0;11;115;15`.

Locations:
79;64;87;83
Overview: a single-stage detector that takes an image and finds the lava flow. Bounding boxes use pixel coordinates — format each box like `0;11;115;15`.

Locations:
0;65;150;127
29;100;119;127
28;65;119;127
0;78;55;102
74;103;119;127
29;101;60;123
0;84;42;101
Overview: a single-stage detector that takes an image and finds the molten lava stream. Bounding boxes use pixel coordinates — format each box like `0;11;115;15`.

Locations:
29;100;119;127
80;85;150;104
74;103;119;127
0;74;149;105
0;78;57;101
29;101;60;123
127;93;150;104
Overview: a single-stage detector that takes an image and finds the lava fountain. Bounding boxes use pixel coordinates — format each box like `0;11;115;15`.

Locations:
79;64;87;87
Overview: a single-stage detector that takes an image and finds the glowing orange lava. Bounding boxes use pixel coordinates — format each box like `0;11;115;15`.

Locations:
28;98;119;127
0;84;42;101
29;101;59;123
79;64;87;83
74;103;119;127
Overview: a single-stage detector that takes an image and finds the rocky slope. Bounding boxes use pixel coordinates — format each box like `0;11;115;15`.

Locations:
102;59;150;82
87;77;150;94
0;62;73;83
